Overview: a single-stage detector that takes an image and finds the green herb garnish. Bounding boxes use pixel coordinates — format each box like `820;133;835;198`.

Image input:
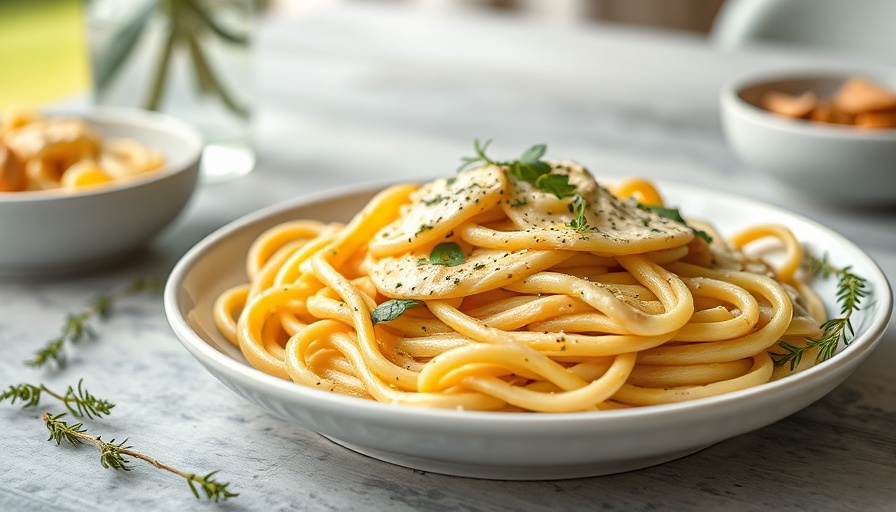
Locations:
429;242;465;267
1;379;114;419
458;139;590;231
535;173;578;198
25;277;164;369
42;413;238;502
508;144;552;182
771;253;868;371
10;275;236;501
566;195;589;232
371;299;423;324
637;204;713;243
457;138;498;173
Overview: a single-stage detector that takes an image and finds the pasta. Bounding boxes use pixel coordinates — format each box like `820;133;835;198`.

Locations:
214;158;827;413
0;106;164;192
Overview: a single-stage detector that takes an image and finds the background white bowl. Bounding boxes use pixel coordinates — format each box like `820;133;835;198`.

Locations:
0;107;202;277
165;180;892;480
720;71;896;206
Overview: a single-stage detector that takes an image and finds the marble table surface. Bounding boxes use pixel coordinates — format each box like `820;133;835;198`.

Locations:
2;3;895;511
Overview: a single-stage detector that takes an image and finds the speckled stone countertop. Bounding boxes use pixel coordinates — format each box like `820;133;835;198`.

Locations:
2;4;895;511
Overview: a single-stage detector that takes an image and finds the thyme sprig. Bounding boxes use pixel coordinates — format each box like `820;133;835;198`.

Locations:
1;379;114;419
457;138;499;173
804;251;838;278
43;413;238;502
26;277;165;369
771;253;869;371
458;140;590;231
7;275;238;501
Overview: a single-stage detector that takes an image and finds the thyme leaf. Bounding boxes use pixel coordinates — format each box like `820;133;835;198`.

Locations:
457;138;497;172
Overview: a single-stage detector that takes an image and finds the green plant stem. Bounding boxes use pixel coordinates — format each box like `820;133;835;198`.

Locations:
771;254;868;371
99;0;251;118
183;0;248;44
1;380;114;419
91;0;160;92
186;32;250;117
187;32;216;94
26;277;165;369
43;413;238;502
144;10;179;111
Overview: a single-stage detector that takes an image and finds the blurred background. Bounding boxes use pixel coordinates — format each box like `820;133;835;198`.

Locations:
0;0;726;109
0;0;90;107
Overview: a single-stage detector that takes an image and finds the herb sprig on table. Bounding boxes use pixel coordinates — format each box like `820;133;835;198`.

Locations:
458;139;591;232
1;379;114;419
5;277;239;501
25;277;165;369
43;413;238;502
771;252;869;371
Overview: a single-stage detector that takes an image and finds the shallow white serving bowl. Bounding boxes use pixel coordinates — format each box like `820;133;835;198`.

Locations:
0;107;202;277
165;181;892;480
720;71;896;206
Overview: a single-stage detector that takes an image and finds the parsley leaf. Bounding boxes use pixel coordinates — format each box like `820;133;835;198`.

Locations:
638;204;712;243
429;242;465;266
371;299;422;324
518;143;547;164
508;160;552;182
508;144;553;182
536;174;577;199
459;140;589;232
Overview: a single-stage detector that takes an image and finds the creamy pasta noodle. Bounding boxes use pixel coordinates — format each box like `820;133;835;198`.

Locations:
214;147;830;413
0;106;164;192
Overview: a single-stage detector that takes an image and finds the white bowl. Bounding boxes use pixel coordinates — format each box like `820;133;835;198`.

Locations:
0;107;202;277
165;180;892;480
720;71;896;206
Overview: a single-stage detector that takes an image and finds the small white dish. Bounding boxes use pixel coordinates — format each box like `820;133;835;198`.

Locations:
165;180;892;480
720;70;896;206
0;107;202;277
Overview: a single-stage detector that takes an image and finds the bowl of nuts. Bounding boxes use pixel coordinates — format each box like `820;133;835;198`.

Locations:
0;106;202;277
720;71;896;206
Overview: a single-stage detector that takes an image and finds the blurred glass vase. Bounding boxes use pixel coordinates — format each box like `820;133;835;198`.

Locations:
85;0;255;182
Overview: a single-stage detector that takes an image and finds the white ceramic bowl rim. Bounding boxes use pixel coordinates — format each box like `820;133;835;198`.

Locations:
165;178;893;428
722;69;896;140
0;106;203;203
